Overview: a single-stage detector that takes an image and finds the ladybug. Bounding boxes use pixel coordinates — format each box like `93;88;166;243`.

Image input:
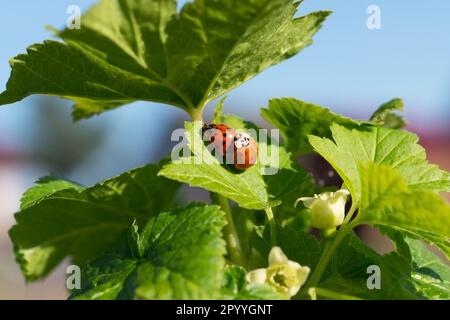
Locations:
233;133;258;170
202;123;236;157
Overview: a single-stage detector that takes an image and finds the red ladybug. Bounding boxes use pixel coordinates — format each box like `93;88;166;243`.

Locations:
233;133;258;170
202;124;236;156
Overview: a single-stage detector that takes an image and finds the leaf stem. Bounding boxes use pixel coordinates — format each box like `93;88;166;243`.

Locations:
216;194;245;266
264;207;277;246
342;202;358;227
305;219;358;289
308;287;362;300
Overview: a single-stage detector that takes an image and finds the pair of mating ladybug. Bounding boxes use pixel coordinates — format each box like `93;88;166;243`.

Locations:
202;123;258;170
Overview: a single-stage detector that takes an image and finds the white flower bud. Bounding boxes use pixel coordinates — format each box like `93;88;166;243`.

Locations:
295;189;350;229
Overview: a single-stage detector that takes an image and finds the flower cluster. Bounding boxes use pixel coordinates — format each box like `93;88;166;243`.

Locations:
246;247;310;298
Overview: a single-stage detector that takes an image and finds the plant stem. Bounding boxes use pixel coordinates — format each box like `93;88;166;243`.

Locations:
264;207;277;246
216;194;245;266
341;202;358;227
190;108;204;122
306;220;358;289
308;287;362;300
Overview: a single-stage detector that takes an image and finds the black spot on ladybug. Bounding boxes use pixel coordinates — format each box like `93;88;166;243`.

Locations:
223;141;226;145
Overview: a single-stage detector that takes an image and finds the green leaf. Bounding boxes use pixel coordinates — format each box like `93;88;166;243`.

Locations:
221;265;284;300
309;124;450;202
320;232;420;300
72;204;226;300
261;98;359;155
159;121;310;210
261;98;407;155
250;223;321;271
377;226;412;262
9;162;180;281
164;0;330;110
375;228;450;300
0;0;330;119
20;176;82;210
370;98;406;129
405;238;450;300
356;162;450;258
277;225;321;270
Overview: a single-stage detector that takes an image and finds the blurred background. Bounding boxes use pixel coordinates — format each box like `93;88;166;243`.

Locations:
0;0;449;299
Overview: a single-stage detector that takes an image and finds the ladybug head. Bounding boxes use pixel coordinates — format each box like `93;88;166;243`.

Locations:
234;133;251;149
201;124;214;135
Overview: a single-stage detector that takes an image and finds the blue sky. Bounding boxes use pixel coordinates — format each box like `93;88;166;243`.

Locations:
0;0;449;182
